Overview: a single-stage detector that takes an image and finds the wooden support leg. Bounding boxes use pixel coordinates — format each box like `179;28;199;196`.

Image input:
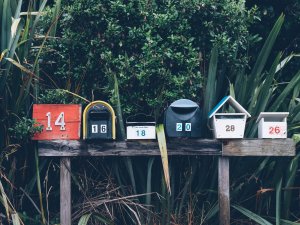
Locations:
60;157;71;225
218;157;230;225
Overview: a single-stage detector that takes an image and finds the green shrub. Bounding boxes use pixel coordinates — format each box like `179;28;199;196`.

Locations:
9;117;43;141
40;0;257;119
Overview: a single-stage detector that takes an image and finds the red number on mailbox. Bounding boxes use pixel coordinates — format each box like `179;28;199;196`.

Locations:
269;126;281;135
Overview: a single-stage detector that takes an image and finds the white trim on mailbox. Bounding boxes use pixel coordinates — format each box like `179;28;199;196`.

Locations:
208;96;251;119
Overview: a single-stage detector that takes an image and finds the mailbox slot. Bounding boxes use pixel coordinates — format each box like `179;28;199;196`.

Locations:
89;110;110;120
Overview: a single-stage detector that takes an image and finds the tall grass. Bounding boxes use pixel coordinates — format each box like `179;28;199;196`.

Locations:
0;0;63;224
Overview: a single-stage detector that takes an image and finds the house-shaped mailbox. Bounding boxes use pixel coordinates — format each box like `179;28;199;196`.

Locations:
256;112;289;139
126;114;156;140
83;101;116;140
208;96;251;139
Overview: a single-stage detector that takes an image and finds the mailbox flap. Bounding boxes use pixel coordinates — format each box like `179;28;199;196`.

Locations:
170;99;198;109
89;109;110;120
256;112;289;123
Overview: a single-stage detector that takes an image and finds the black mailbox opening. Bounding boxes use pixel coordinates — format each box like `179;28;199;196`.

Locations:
164;99;202;138
89;110;110;120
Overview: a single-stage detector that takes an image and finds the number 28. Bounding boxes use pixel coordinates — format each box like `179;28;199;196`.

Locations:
46;112;66;131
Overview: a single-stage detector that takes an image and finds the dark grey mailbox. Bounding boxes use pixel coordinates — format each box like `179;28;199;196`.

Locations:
83;101;116;140
164;99;201;138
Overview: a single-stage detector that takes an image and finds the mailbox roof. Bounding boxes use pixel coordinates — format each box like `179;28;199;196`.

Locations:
170;99;199;108
256;112;289;123
208;96;251;118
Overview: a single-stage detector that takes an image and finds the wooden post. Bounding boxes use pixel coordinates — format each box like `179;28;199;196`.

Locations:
60;157;71;225
218;157;230;225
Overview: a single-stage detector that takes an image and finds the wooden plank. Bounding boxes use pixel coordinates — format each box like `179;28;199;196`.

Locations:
218;157;230;225
60;157;71;225
222;139;295;156
38;139;222;157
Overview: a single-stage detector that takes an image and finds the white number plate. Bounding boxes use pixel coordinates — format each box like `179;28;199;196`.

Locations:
126;126;156;140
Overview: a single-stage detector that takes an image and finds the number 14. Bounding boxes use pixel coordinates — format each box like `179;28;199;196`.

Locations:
46;112;66;131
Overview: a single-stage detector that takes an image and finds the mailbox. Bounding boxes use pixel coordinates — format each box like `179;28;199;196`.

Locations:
32;104;82;140
208;96;251;139
256;112;289;138
83;101;116;140
126;114;156;140
164;99;202;138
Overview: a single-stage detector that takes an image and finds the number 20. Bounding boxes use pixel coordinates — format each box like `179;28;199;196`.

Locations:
46;112;66;131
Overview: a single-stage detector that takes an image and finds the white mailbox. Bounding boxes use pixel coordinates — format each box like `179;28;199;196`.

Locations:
256;112;289;139
126;114;156;140
208;96;251;139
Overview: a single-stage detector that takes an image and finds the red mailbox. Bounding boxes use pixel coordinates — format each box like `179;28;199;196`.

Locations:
32;104;82;140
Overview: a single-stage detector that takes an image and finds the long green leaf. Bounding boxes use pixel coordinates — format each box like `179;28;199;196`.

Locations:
269;70;300;112
113;73;126;140
5;57;34;76
249;14;284;90
275;177;282;225
11;213;21;225
283;152;300;218
1;0;10;52
124;157;137;194
35;147;46;225
247;53;282;137
49;0;61;37
276;53;300;73
269;217;300;225
203;47;218;126
146;157;154;206
232;204;273;225
78;214;92;225
156;124;171;193
0;180;10;219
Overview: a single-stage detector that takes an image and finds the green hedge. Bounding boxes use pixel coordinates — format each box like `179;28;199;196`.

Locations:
40;0;257;119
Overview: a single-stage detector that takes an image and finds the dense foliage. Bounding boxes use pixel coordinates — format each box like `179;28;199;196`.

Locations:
39;0;257;119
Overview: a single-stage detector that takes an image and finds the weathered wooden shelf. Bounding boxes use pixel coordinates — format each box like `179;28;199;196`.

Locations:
38;138;296;225
38;138;295;157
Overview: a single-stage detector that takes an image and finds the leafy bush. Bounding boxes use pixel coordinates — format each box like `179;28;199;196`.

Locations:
9;117;43;141
40;0;257;119
38;89;84;104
